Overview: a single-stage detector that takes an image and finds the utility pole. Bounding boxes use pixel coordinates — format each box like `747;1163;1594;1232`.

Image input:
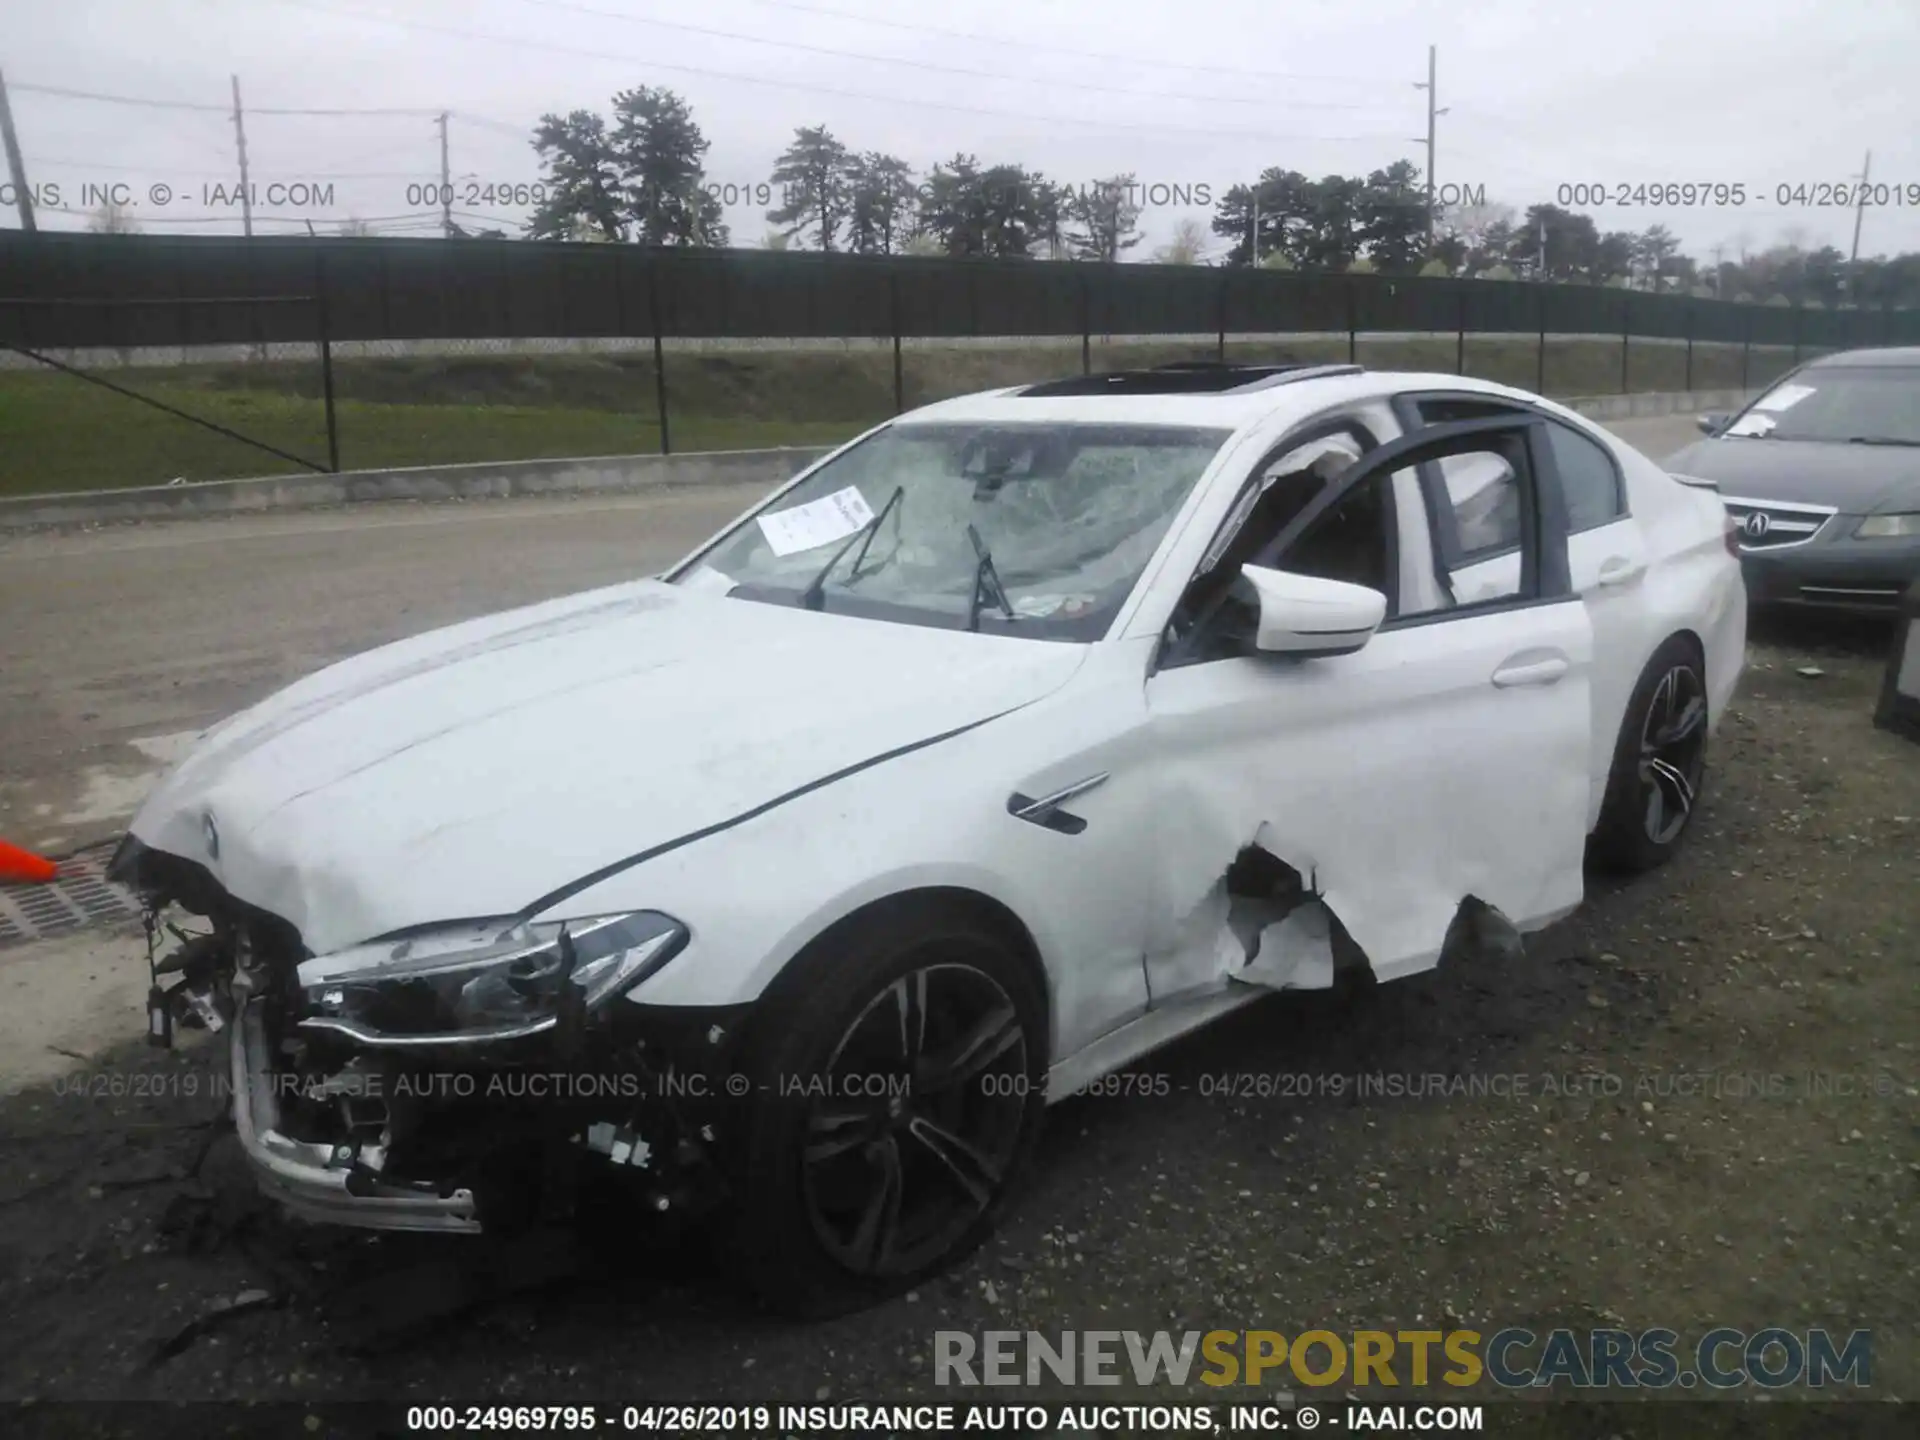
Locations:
1250;191;1259;266
1412;45;1446;252
1848;149;1872;299
230;74;254;237
0;67;35;231
436;111;453;237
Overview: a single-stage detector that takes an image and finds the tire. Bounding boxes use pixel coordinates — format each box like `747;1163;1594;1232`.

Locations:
723;900;1048;1316
1589;635;1711;874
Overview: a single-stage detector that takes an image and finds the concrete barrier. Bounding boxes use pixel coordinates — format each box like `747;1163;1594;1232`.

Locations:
1564;387;1754;421
0;445;837;531
0;385;1755;532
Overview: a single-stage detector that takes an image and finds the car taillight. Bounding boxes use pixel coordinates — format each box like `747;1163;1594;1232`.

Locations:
1723;515;1742;556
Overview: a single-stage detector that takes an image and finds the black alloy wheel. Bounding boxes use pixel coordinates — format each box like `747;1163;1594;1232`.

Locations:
1592;635;1711;873
1636;661;1709;846
800;962;1029;1279
726;902;1047;1314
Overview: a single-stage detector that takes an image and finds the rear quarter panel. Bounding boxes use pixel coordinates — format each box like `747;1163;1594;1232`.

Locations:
1618;446;1748;740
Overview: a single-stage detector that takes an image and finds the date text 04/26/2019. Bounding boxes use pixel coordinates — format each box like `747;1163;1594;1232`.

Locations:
399;1403;1482;1434
1553;180;1919;208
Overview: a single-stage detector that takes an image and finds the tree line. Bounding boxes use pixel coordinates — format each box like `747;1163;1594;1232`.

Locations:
524;86;1920;310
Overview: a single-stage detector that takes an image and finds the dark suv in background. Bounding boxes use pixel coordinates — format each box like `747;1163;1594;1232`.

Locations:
1666;347;1920;614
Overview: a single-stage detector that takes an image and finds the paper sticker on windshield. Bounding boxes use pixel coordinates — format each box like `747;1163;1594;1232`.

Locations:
755;486;876;557
1753;382;1816;412
1726;413;1777;437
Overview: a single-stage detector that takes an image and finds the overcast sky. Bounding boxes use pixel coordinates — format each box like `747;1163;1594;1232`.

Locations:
6;0;1917;261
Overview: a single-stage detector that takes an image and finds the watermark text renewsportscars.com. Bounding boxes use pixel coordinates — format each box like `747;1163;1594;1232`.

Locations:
933;1326;1873;1390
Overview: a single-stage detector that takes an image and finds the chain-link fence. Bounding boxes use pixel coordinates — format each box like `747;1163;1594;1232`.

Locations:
3;233;1910;496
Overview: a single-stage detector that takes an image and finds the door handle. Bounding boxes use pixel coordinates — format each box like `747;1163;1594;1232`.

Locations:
1595;556;1645;588
1491;654;1570;688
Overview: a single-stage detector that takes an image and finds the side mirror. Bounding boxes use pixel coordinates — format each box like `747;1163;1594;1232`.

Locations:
1237;565;1387;657
1697;412;1728;435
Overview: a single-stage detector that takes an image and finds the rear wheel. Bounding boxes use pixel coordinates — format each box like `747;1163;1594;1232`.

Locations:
726;903;1047;1315
1591;636;1710;873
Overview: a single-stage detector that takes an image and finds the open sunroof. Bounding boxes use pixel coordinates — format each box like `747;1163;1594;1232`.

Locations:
1019;361;1363;398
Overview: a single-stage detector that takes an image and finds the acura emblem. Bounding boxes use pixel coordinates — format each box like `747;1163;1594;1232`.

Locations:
1743;511;1771;539
203;811;220;860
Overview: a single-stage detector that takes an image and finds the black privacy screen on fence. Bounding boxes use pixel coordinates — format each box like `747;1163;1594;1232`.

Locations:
2;231;1917;350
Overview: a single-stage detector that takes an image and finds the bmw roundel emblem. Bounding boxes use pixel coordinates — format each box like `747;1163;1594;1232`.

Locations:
203;811;220;860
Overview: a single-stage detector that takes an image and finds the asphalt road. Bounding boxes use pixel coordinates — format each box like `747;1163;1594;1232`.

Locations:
0;415;1704;855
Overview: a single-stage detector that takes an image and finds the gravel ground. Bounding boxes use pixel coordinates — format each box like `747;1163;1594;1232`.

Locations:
0;612;1914;1420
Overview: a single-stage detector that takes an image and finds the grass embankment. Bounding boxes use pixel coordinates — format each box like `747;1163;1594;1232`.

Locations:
0;337;1799;496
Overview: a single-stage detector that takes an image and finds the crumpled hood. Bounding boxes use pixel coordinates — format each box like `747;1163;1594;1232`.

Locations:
130;580;1085;955
1667;436;1920;514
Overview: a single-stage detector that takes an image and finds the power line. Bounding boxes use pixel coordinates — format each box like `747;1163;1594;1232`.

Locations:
451;209;524;228
26;155;427;178
10;82;227;113
9;80;440;117
451;111;535;139
492;0;1401;110
703;0;1404;87
276;0;1412;145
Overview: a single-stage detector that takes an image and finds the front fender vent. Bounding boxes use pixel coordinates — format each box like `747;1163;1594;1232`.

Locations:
1006;773;1109;836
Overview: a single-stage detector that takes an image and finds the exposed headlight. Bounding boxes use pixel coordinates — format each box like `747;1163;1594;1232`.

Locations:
296;911;687;1047
1853;513;1920;539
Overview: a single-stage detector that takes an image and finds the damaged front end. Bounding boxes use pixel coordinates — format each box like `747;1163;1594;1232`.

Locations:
114;838;745;1237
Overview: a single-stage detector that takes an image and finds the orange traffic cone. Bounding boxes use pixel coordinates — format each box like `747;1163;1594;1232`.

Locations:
0;840;58;885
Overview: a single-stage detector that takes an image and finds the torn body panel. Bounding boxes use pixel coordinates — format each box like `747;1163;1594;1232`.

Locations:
1133;598;1594;1003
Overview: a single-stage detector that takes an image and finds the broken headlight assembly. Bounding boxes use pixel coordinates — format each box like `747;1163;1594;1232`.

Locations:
296;911;689;1048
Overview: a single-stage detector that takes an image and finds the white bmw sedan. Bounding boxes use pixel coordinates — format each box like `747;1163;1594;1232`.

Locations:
111;361;1745;1312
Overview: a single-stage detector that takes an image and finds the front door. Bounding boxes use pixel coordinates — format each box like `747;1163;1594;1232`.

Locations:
1139;416;1595;1002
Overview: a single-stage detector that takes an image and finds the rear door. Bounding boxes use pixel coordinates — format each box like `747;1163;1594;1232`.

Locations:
1140;415;1594;1002
1394;392;1651;826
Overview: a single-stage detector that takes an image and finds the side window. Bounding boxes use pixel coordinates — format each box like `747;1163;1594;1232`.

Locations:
1409;395;1625;541
1408;442;1533;608
1167;426;1376;663
1197;432;1366;575
1273;469;1394;597
1542;420;1626;532
1438;451;1523;557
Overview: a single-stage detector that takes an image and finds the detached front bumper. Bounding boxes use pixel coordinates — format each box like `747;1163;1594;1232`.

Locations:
230;998;482;1233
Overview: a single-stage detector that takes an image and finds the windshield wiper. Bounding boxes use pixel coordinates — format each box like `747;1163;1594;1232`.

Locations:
800;486;905;611
1846;435;1920;447
965;524;1017;632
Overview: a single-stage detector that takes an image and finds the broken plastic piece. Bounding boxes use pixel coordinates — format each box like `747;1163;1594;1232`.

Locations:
146;985;173;1049
1236;903;1337;992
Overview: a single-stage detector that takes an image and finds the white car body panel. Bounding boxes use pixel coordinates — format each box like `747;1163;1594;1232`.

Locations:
1433;397;1746;826
131;580;1086;957
1136;597;1593;1000
123;367;1747;1101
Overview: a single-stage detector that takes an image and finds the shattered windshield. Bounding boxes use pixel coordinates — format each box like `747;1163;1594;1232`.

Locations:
1722;366;1920;443
672;421;1234;640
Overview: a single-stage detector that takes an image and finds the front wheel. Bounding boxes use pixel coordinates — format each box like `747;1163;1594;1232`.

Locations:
725;904;1048;1315
1590;636;1711;873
